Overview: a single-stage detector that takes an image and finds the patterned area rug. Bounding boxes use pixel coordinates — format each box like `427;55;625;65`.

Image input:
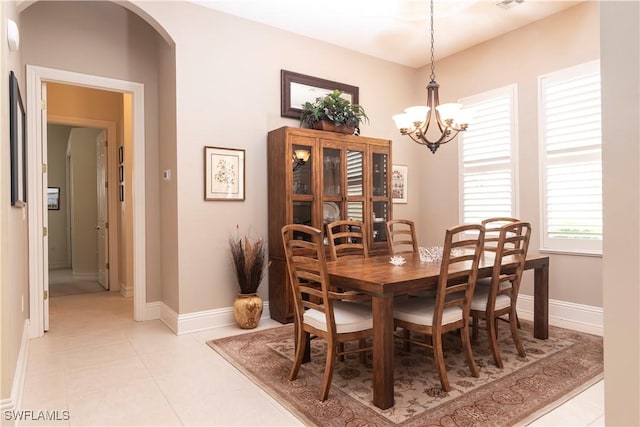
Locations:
207;321;602;426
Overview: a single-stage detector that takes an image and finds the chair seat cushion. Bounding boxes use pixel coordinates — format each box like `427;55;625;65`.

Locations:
470;283;511;311
393;296;463;326
304;301;373;334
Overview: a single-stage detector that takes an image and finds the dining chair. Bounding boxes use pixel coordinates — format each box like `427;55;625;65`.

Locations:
325;219;371;359
481;217;523;328
386;219;419;255
326;219;369;261
481;217;520;250
281;224;374;401
393;223;485;392
470;221;531;368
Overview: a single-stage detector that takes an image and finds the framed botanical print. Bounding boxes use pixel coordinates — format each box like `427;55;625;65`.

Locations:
204;146;245;201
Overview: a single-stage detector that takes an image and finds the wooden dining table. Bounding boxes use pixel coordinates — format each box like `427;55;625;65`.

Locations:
326;252;550;410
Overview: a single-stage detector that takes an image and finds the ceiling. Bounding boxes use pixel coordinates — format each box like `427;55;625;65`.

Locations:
190;0;582;68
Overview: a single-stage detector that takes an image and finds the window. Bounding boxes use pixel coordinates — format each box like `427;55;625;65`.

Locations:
539;61;602;254
459;85;518;225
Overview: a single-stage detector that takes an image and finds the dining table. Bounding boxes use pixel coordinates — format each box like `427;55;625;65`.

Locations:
326;252;550;410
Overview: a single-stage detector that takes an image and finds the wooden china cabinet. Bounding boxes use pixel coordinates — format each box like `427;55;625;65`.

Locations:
267;126;393;323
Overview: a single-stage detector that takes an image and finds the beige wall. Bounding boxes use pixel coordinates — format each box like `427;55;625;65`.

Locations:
156;37;179;310
68;128;100;276
601;2;640;425
416;2;603;307
1;0;29;401
47;124;72;268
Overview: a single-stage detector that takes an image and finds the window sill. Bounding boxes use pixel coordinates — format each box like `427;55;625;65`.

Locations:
539;248;602;258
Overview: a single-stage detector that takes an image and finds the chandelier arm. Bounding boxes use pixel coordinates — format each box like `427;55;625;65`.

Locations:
407;132;436;147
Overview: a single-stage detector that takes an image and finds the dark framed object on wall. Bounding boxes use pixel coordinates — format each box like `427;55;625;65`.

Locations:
47;187;60;210
10;71;27;206
280;70;359;119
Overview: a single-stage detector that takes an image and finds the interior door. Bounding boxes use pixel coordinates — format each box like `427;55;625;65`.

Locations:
42;82;50;332
96;130;109;289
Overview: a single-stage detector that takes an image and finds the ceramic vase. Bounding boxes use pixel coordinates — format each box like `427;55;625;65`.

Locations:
233;293;263;329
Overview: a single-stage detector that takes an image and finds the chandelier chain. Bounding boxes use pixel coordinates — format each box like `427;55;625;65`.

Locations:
429;0;435;82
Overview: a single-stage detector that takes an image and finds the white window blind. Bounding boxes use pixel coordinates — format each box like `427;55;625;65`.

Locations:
539;61;602;254
459;85;518;225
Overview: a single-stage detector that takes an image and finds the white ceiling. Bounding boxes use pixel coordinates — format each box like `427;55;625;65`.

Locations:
190;0;582;68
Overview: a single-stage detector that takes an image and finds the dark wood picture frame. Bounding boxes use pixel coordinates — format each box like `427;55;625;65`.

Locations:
47;187;60;210
280;70;359;119
10;71;26;206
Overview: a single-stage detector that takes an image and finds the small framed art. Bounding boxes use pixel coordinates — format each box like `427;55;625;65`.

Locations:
204;146;245;201
392;164;408;204
47;187;60;210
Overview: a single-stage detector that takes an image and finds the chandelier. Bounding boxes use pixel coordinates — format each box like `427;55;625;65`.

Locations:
392;0;470;154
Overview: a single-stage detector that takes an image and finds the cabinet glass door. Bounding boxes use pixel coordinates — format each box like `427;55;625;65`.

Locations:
293;201;313;240
372;152;388;197
292;144;312;195
346;149;364;197
347;201;364;222
323;148;341;196
372;201;389;243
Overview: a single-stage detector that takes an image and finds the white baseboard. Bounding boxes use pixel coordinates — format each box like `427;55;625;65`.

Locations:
0;320;30;421
145;301;271;335
144;301;162;321
517;294;603;336
72;272;98;281
143;296;600;337
119;282;133;298
48;263;70;270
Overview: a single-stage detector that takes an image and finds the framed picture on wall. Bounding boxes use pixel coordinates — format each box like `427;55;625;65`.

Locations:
204;146;245;201
10;71;27;207
392;164;408;204
47;187;60;210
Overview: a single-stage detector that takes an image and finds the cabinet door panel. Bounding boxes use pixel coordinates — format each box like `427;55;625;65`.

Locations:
372;201;389;244
322;147;342;196
292;143;313;195
293;201;313;228
347;201;364;222
372;152;389;197
346;149;364;197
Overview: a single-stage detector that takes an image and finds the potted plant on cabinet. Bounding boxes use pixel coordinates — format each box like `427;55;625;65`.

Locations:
300;89;369;135
229;225;267;329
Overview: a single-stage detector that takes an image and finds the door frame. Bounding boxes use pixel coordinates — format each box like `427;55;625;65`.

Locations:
27;65;147;337
49;118;118;292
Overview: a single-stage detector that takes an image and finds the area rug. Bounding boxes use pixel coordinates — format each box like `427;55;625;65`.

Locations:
207;321;602;426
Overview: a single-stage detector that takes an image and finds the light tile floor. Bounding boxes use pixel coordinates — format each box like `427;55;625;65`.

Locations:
18;291;604;426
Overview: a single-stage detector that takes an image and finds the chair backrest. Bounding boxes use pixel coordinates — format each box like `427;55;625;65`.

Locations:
481;217;520;251
326;219;369;261
281;224;336;333
488;221;532;310
386;219;419;255
433;224;485;327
